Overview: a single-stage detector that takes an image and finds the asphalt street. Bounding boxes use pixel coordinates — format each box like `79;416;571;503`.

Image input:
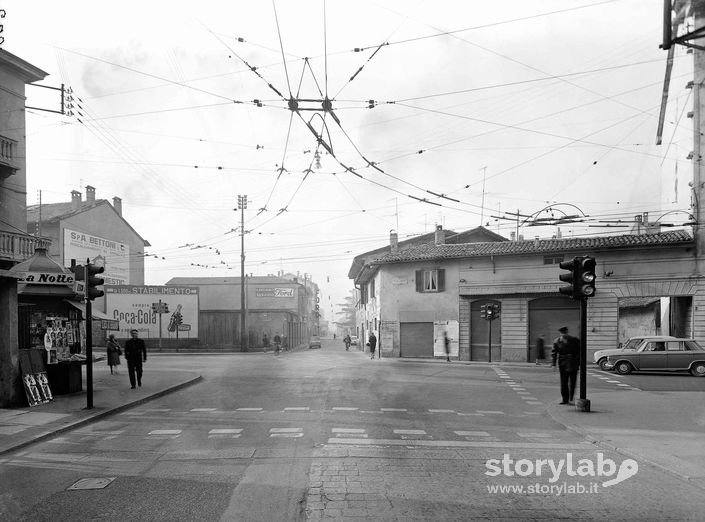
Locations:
0;340;703;521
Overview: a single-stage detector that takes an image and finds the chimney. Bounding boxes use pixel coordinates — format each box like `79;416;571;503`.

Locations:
390;230;399;253
71;190;82;211
113;196;122;216
510;231;516;241
434;224;445;245
86;185;96;204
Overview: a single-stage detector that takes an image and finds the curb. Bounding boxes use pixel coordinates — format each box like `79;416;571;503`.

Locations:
0;375;203;457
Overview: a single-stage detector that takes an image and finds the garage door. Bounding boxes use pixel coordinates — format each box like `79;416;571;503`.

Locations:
470;300;501;362
528;297;579;361
400;322;433;358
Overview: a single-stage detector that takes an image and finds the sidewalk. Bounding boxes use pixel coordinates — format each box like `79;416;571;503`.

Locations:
0;357;201;456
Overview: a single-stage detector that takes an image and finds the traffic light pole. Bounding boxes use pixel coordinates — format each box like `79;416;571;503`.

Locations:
577;297;590;412
487;321;492;363
85;264;93;409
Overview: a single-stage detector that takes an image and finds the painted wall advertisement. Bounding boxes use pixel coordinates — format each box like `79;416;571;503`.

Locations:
105;285;199;338
434;320;459;357
63;228;130;285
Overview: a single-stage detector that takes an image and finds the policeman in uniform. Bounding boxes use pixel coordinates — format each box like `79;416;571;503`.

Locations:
551;326;580;404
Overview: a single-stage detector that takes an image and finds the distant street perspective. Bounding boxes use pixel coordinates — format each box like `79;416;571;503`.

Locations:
1;341;704;520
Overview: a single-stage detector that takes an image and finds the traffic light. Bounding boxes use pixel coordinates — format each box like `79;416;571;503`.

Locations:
559;256;596;299
559;257;578;298
577;256;596;298
492;303;501;318
70;262;86;296
174;311;183;325
486;305;494;320
86;263;105;301
480;304;487;319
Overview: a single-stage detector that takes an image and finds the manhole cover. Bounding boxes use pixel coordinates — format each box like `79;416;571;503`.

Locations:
67;477;116;490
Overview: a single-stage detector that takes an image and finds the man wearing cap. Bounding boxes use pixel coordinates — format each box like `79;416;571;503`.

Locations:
551;326;580;404
124;329;147;389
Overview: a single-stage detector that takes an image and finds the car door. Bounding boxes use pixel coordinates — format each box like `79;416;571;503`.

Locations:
637;341;668;370
666;341;691;370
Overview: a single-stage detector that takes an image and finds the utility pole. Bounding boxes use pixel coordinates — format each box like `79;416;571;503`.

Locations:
693;2;705;276
480;166;487;226
237;195;248;351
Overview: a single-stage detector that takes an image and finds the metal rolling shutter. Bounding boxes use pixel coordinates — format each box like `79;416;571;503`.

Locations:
400;322;433;357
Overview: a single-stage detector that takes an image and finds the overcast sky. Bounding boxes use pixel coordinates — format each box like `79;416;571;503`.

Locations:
6;0;694;317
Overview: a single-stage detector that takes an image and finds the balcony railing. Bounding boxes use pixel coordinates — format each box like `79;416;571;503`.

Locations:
0;231;51;263
0;135;18;177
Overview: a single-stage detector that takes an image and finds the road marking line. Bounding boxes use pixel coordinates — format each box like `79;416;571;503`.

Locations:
332;428;365;433
381;408;407;412
332;407;359;411
606;380;621;383
454;431;490;437
393;429;426;435
526;401;543;405
326;439;589;449
236;408;263;411
518;432;554;438
428;409;455;413
477;410;504;415
208;429;243;434
191;408;217;412
457;412;485;416
271;433;304;438
520;396;538;401
516;391;531;395
270;428;303;433
284;407;310;411
616;384;631;387
148;430;182;435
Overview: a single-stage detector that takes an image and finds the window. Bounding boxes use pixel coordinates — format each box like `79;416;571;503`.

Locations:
665;342;683;351
543;255;565;265
370;279;375;299
415;269;445;293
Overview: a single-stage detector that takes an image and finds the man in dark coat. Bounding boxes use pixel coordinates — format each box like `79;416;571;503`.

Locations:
124;329;147;389
368;332;377;359
551;326;580;404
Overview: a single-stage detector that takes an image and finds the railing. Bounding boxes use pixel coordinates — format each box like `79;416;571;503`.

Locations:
0;135;17;164
0;230;51;263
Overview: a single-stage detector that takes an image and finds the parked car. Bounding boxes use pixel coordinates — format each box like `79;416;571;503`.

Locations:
605;338;705;376
593;336;678;371
349;335;359;346
309;335;321;349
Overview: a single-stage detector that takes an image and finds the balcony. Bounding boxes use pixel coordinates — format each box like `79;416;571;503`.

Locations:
0;231;51;264
0;135;18;178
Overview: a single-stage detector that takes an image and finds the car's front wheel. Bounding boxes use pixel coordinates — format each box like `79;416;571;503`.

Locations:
598;358;611;371
690;362;705;377
615;361;633;375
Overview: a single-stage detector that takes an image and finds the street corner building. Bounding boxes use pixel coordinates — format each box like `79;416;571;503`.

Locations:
349;224;702;363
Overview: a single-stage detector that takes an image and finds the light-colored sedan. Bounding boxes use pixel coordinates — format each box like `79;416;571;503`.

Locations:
593;336;678;371
605;338;705;376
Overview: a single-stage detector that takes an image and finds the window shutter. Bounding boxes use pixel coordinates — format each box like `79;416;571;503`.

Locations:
437;269;445;291
415;270;423;292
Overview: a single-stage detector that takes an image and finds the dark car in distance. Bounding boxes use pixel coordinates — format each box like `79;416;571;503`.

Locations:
605;338;705;377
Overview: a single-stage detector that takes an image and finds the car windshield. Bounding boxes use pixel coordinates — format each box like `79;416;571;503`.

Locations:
685;340;705;351
622;338;643;350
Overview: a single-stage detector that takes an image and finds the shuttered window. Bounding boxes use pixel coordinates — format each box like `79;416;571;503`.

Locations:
415;269;445;293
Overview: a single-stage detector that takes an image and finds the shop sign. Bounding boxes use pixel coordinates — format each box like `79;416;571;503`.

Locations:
100;319;120;331
16;272;75;285
255;287;295;298
177;324;191;331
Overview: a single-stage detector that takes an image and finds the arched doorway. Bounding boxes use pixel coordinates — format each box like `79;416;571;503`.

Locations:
528;296;579;362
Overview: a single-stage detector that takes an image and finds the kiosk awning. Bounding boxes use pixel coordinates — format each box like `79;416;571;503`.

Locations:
65;300;112;320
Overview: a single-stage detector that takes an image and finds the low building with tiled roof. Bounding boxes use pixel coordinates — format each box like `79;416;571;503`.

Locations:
348;227;702;362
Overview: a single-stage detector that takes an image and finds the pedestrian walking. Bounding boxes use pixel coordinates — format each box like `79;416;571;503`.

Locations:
343;334;351;351
368;331;377;359
551;326;580;404
106;334;122;374
124;329;147;389
262;333;269;350
444;331;451;362
536;334;545;364
273;333;282;354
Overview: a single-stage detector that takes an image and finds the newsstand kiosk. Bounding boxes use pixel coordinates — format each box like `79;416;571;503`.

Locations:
11;247;85;405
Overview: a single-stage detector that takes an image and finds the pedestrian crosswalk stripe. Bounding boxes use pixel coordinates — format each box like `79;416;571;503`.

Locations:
270;428;303;433
428;409;455;413
477;410;504;415
332;407;359;411
236;408;263;411
616;383;631;387
381;408;407;412
393;429;426;435
454;431;490;437
148;430;182;435
327;439;588;449
606;380;621;384
191;408;217;412
208;429;243;434
284;407;310;411
526;401;542;405
332;428;365;433
516;391;531;395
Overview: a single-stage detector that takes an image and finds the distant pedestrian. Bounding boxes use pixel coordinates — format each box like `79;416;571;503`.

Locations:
262;333;269;349
124;329;147;389
343;334;351;351
551;326;580;404
273;333;282;354
444;331;451;362
368;332;377;359
536;334;545;364
106;334;122;375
